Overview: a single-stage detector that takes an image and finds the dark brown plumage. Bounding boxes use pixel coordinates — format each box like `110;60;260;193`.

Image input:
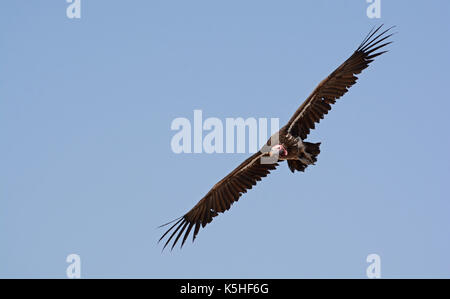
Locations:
159;25;394;250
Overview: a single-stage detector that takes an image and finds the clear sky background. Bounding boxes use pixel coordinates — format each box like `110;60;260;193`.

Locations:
1;1;449;278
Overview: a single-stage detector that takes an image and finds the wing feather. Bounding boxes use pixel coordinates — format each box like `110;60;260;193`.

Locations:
286;25;394;139
159;151;279;250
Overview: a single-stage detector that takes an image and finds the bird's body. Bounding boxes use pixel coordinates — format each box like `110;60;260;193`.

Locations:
159;25;394;250
263;131;320;168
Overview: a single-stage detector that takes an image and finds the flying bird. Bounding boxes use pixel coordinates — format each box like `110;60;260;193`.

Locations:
159;25;394;250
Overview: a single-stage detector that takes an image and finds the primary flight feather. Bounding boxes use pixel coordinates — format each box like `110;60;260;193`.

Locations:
159;25;394;250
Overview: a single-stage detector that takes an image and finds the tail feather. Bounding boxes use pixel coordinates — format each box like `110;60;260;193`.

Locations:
305;142;321;157
287;142;321;173
287;160;307;173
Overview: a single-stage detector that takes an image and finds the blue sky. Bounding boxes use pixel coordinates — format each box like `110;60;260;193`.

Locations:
1;1;449;278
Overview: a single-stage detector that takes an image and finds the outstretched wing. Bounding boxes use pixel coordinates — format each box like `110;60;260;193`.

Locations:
159;152;278;250
286;25;394;139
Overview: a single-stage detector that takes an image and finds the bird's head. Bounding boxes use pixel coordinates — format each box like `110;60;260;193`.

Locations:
269;144;288;158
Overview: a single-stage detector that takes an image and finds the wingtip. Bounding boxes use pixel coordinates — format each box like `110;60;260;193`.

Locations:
158;216;183;229
158;217;185;250
357;24;395;52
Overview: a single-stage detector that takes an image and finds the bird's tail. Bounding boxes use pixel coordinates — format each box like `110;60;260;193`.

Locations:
304;142;321;159
287;142;321;173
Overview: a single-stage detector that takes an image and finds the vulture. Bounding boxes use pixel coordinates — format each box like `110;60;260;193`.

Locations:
159;25;394;250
